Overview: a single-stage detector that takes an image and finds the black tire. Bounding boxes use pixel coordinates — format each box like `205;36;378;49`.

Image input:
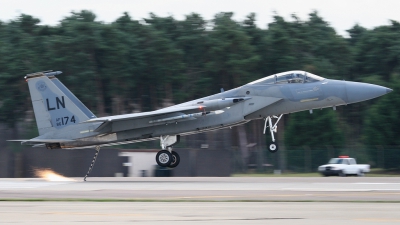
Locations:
357;170;365;177
169;151;180;168
268;142;278;153
156;150;172;167
339;170;346;177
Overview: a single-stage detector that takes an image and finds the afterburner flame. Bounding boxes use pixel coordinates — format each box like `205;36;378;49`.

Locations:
34;168;75;181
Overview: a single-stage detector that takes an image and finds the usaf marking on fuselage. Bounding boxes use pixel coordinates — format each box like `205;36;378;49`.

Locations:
8;70;392;180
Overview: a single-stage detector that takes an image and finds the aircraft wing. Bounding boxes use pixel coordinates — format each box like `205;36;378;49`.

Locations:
84;105;203;123
85;96;282;133
83;105;211;133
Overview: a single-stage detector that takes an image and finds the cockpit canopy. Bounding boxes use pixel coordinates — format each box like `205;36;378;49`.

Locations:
248;71;325;85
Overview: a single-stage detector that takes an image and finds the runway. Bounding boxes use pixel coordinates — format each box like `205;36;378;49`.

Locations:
0;177;400;201
1;177;400;224
1;202;400;225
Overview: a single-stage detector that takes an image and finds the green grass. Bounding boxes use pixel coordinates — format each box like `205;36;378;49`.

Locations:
369;168;400;175
232;173;320;177
232;170;400;177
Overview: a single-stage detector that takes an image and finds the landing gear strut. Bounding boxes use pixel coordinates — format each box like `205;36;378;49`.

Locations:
156;135;180;168
84;145;100;181
263;115;283;153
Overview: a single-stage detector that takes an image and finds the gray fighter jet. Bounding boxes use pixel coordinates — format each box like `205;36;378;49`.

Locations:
9;70;392;180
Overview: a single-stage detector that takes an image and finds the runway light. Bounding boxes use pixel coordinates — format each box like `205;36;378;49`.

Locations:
33;168;75;182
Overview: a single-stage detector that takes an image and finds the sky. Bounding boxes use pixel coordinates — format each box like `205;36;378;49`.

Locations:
1;0;399;36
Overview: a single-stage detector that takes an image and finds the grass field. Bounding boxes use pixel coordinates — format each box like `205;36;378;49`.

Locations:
232;169;399;177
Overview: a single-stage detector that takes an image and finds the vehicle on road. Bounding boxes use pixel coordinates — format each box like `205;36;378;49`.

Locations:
318;156;370;177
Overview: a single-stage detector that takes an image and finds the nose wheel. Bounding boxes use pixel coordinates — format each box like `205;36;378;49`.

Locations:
268;142;278;153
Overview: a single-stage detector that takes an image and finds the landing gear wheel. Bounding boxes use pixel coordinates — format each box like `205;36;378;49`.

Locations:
268;142;278;153
169;151;180;168
156;150;172;167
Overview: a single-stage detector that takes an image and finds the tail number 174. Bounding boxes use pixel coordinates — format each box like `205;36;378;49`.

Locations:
56;115;76;126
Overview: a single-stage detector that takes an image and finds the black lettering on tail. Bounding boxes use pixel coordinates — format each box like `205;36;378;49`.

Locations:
56;96;65;109
46;99;56;111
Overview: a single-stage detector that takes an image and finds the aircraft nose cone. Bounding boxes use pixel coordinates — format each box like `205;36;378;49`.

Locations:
345;82;391;104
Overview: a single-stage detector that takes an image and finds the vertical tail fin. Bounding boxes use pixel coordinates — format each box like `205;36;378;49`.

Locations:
25;71;96;135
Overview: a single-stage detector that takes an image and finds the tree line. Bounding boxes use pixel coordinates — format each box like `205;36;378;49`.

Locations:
0;10;399;168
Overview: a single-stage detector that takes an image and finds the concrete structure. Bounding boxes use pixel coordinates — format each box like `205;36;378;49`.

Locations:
119;151;158;177
119;148;232;177
1;147;231;178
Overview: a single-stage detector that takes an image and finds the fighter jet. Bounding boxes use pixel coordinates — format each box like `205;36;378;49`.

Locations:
9;70;392;180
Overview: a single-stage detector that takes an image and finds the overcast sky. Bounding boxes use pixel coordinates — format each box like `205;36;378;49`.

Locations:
1;0;399;36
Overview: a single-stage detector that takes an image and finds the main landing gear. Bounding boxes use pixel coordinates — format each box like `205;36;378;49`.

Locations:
156;135;181;168
263;114;283;153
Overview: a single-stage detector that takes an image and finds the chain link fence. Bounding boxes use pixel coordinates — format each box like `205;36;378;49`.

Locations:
231;145;400;173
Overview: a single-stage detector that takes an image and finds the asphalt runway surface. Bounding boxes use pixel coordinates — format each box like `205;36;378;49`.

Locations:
1;202;400;224
1;177;400;224
1;177;400;201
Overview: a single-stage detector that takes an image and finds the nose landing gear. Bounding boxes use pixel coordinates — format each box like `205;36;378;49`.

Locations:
156;135;181;168
264;115;283;153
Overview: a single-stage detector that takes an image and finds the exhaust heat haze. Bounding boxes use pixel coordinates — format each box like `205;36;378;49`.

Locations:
34;168;75;182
